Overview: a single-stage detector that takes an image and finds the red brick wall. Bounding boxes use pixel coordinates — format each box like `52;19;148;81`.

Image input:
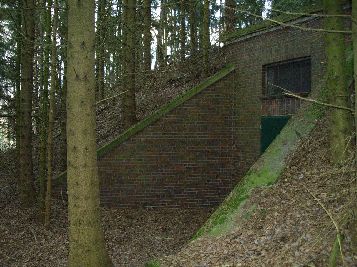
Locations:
97;72;241;207
222;16;326;174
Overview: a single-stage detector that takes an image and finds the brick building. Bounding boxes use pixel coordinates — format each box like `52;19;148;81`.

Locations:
55;12;328;208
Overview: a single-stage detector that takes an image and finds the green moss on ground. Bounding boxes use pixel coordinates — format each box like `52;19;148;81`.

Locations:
145;260;161;267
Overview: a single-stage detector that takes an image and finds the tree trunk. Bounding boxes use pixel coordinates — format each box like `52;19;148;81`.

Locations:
351;0;357;255
19;0;36;206
15;0;22;186
122;0;137;128
67;0;112;265
179;0;186;62
143;0;151;71
323;0;351;164
189;0;197;57
224;0;236;33
202;0;210;74
38;0;51;211
96;0;106;100
44;0;58;227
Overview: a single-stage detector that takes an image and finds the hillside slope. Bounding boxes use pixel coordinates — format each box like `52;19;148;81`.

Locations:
158;115;356;266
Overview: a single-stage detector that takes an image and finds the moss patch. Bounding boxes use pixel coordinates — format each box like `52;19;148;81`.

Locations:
145;260;161;267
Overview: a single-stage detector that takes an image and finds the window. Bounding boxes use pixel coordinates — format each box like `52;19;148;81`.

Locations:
263;57;311;98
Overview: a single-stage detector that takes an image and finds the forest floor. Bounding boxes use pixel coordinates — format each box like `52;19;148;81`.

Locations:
0;187;211;267
159;118;357;266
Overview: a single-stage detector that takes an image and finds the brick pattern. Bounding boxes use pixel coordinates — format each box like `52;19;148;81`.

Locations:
223;17;326;174
97;73;241;207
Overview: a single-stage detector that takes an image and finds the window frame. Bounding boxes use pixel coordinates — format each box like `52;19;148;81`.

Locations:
262;57;311;99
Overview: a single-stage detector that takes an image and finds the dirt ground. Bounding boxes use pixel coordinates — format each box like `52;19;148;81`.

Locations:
0;198;211;267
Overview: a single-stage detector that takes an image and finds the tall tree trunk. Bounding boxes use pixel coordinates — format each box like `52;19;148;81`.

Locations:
156;0;166;68
19;0;36;206
143;0;151;71
67;0;112;266
96;0;106;100
188;0;197;57
351;0;357;255
38;0;51;210
44;0;58;227
59;0;68;169
224;0;236;33
179;0;186;62
15;0;22;183
122;0;137;128
202;0;210;74
323;0;351;164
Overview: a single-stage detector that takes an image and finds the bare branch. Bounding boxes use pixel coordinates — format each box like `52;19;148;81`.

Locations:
233;7;352;34
268;83;354;113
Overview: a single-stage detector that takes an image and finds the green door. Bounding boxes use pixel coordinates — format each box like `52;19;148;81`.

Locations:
260;115;291;154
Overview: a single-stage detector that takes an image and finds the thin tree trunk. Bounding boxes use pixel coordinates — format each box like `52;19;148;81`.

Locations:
224;0;236;33
44;0;58;227
15;0;22;183
179;0;186;61
202;0;210;74
38;0;51;210
122;0;137;128
156;0;166;68
19;0;36;206
96;0;106;100
189;0;197;57
143;0;151;71
351;0;357;255
67;0;112;265
323;0;351;164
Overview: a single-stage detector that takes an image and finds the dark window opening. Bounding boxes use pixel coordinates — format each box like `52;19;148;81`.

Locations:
263;57;311;98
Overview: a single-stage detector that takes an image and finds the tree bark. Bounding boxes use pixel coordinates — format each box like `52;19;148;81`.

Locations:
143;0;152;71
351;0;357;255
179;0;186;61
323;0;351;164
122;0;137;128
203;0;210;74
224;0;236;33
44;0;58;227
96;0;106;100
67;0;112;265
38;0;51;211
189;0;197;56
19;0;36;206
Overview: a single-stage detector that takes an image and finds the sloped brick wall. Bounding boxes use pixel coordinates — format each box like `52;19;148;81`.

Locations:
98;71;241;207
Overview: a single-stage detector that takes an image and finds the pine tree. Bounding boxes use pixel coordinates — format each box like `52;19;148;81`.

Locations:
122;0;137;128
189;0;197;56
323;0;351;164
19;0;36;206
67;0;112;265
202;0;210;73
224;0;236;33
143;0;152;71
44;0;59;227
